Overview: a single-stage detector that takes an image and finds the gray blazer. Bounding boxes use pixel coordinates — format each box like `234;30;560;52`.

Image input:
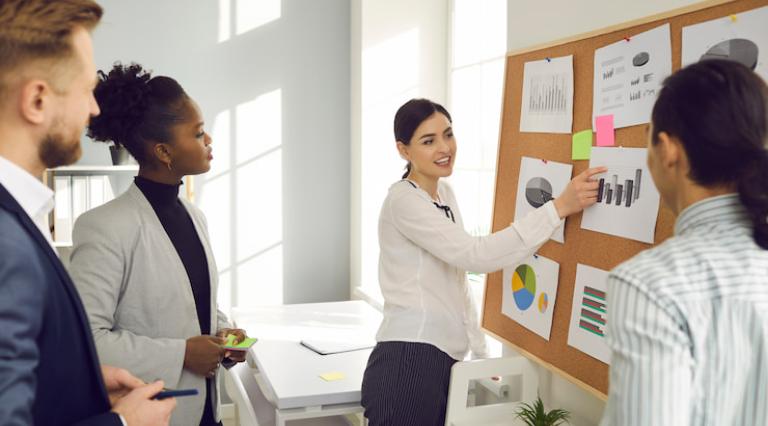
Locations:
69;183;231;426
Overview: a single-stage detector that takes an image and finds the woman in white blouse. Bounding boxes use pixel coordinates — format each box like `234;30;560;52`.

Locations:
360;98;605;426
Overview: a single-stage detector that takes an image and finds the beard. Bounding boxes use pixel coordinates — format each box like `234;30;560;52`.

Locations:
39;121;83;169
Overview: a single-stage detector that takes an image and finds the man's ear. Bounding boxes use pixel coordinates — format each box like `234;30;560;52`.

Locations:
656;131;681;170
18;79;50;125
396;141;409;161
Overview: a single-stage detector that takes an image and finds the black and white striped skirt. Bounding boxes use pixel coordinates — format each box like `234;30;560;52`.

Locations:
361;341;457;426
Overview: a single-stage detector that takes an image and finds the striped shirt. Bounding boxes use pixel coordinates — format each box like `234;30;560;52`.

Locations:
601;194;768;425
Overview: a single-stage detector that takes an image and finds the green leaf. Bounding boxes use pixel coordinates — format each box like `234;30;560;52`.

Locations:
513;396;571;426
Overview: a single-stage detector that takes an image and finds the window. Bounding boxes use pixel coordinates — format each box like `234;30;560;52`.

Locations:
448;0;507;355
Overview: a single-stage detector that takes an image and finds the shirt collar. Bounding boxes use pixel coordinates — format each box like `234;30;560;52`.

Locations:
397;179;445;204
674;193;748;236
0;155;54;220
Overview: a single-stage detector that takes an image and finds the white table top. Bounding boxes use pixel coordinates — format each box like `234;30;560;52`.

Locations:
232;301;382;409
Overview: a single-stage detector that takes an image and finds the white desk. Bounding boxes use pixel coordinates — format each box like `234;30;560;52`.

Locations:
232;301;382;425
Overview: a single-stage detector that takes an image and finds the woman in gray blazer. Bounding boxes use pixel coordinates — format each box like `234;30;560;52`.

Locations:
69;63;248;426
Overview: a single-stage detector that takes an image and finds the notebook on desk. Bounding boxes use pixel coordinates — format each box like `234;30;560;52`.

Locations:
300;339;375;355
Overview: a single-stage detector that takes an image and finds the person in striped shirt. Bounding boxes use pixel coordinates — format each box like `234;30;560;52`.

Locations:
601;59;768;425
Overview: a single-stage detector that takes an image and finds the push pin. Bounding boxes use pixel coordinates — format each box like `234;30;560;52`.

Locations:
541;158;548;164
730;14;738;22
545;57;551;63
624;36;631;42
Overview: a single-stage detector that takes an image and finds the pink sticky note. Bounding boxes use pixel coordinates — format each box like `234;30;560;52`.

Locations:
596;114;615;146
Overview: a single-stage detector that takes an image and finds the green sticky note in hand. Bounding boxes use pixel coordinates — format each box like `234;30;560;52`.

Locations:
223;334;257;351
572;130;593;160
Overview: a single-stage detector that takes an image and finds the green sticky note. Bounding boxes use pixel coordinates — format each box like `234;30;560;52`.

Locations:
572;130;593;160
223;335;257;350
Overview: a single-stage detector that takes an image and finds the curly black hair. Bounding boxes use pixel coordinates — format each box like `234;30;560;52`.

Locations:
87;62;188;163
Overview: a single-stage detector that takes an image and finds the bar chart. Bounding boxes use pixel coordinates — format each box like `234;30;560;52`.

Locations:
578;286;607;338
528;73;570;114
596;168;642;208
568;264;611;364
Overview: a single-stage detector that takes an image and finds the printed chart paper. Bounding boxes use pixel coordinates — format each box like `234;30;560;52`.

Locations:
520;55;574;133
593;24;672;129
567;264;611;364
515;157;573;243
581;147;660;244
501;255;560;341
682;6;768;82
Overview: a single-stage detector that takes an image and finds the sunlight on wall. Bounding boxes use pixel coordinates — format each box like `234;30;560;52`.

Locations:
218;0;281;43
236;90;282;163
218;0;231;43
198;90;284;310
360;29;420;295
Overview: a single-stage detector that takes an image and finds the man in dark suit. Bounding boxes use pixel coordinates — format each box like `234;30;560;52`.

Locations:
0;1;176;424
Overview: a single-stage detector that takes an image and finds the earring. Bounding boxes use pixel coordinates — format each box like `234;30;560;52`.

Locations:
166;160;173;172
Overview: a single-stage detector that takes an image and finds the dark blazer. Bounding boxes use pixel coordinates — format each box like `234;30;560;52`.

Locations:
0;183;120;425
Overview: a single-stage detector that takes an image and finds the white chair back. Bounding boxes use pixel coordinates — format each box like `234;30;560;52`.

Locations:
445;357;538;426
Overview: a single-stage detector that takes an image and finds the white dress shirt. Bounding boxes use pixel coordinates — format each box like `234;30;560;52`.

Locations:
0;155;55;249
601;194;768;425
376;179;562;360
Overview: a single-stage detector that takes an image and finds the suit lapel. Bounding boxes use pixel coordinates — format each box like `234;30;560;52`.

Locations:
0;183;108;399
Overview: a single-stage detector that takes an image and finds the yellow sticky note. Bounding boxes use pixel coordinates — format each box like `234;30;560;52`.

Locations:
319;372;346;381
572;130;593;160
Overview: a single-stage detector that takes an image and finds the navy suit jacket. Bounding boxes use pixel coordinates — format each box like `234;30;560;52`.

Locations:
0;183;121;425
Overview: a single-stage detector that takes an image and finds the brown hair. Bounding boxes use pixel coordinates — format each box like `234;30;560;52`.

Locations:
0;0;103;95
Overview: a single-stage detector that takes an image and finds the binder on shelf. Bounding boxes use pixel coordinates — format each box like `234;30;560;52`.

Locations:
71;176;88;226
88;175;105;208
52;172;118;243
53;176;72;242
87;175;115;209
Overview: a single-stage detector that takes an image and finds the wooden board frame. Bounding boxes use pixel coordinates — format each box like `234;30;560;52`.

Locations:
482;0;767;398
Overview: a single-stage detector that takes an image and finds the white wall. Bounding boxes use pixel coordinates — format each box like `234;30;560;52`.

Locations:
350;0;448;301
81;0;351;307
505;1;702;425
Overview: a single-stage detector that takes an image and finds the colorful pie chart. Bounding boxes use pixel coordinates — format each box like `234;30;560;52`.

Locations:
511;264;536;311
538;293;549;313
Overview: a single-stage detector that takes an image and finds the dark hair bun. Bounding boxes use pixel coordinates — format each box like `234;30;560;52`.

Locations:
87;63;152;147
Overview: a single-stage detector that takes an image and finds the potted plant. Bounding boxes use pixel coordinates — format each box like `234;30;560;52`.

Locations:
514;395;570;426
109;143;134;165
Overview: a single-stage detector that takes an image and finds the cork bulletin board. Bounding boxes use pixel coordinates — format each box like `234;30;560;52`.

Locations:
482;0;767;398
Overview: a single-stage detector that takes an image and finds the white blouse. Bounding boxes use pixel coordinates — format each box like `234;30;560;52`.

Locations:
376;179;562;360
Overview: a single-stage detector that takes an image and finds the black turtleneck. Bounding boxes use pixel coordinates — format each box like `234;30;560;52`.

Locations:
134;176;219;426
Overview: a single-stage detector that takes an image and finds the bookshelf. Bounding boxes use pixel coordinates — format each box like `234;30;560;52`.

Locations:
51;165;139;173
45;165;139;255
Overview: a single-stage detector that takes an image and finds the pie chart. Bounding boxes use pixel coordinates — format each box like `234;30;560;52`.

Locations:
511;264;536;311
700;38;758;71
525;177;553;208
538;293;549;313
